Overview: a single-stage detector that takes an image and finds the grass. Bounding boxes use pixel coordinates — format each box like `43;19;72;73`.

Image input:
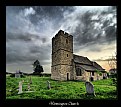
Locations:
6;75;117;99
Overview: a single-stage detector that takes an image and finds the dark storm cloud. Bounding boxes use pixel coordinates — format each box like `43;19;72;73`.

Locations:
29;44;51;56
6;6;75;37
6;6;75;30
6;32;41;42
6;6;116;65
6;40;51;65
6;6;75;65
68;7;116;53
29;6;75;24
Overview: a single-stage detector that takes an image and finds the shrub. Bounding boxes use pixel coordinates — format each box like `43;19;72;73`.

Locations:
21;74;25;78
10;74;15;77
111;78;117;86
95;69;102;76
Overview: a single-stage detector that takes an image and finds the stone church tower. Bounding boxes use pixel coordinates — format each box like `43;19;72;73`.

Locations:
51;30;74;80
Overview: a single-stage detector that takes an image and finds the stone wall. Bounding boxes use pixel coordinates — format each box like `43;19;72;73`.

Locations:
52;50;61;65
74;67;104;81
52;30;73;54
51;65;61;80
51;30;73;81
60;34;73;52
75;70;90;81
91;72;104;80
60;50;73;65
51;64;73;80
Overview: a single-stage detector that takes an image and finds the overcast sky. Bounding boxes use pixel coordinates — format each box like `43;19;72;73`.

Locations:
6;6;116;73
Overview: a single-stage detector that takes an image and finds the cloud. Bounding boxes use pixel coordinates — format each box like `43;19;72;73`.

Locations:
52;6;116;54
6;40;51;65
6;6;116;73
23;7;35;17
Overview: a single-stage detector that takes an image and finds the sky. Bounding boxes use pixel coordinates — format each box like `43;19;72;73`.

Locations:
6;6;117;73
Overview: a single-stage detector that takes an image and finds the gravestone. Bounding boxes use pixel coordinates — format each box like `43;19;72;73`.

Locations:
25;83;34;93
15;70;20;78
104;73;108;79
30;76;32;84
18;80;24;94
28;83;31;91
47;81;51;89
85;81;96;96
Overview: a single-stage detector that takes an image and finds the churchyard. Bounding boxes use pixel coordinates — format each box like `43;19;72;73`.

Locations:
6;75;117;99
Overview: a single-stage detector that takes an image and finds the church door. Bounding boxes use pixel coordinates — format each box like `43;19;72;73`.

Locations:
90;77;94;81
67;73;69;81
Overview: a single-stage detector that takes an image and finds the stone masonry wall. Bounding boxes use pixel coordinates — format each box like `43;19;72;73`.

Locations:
51;64;73;80
60;50;73;65
75;70;90;81
51;65;61;80
90;72;104;81
75;71;104;81
51;30;73;80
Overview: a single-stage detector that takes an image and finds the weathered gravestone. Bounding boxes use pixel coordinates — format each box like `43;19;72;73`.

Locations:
29;76;32;84
28;83;31;91
15;70;20;78
26;83;34;93
85;81;96;96
103;73;108;79
18;80;24;94
47;81;51;89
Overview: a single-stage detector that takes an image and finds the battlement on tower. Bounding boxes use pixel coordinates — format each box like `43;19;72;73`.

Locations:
52;30;73;54
53;30;73;38
51;30;74;81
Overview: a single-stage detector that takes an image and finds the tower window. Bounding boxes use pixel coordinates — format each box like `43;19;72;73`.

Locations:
67;54;68;57
66;39;68;44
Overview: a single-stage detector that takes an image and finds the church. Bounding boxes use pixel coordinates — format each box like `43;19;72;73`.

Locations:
51;30;107;81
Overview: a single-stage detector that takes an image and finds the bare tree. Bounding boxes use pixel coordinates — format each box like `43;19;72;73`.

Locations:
108;52;117;86
108;52;117;73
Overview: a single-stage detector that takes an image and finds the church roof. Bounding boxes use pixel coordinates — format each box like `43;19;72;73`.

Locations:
92;62;105;71
73;54;105;72
73;54;92;65
79;65;98;71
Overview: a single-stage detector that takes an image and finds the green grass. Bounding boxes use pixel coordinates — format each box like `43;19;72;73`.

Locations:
6;75;117;99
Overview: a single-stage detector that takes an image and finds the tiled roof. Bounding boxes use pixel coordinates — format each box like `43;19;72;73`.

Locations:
92;62;105;70
79;65;98;71
73;54;105;71
73;54;92;65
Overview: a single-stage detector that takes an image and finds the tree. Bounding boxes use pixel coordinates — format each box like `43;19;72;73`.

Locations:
108;52;117;74
108;52;117;86
95;69;102;76
32;60;44;76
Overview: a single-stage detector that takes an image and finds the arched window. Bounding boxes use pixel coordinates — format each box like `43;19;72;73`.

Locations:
67;54;68;57
79;69;82;76
76;68;82;76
